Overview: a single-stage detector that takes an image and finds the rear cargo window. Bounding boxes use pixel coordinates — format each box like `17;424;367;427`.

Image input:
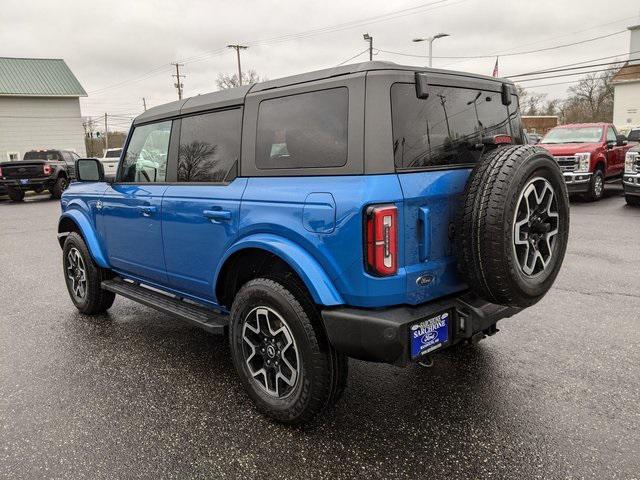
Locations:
23;150;61;161
391;83;522;170
255;88;348;169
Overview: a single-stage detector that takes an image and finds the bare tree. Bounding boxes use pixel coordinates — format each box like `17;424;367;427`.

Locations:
562;70;617;123
216;69;264;90
178;141;220;181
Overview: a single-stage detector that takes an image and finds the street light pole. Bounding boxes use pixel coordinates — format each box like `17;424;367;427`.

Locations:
412;33;450;67
363;33;373;61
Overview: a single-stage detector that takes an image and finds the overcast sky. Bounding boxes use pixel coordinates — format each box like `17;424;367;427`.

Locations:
2;0;640;130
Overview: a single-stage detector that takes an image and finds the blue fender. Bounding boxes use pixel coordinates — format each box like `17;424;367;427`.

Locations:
215;233;344;306
59;210;110;268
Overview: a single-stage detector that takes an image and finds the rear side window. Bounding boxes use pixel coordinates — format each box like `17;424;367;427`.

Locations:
255;88;348;169
391;83;521;170
120;121;171;182
178;109;241;182
628;129;640;142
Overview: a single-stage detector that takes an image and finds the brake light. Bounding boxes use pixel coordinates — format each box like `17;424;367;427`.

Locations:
493;134;512;144
0;166;3;177
43;164;53;175
365;204;398;276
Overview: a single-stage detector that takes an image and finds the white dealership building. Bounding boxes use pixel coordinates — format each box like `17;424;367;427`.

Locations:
612;25;640;129
0;57;86;161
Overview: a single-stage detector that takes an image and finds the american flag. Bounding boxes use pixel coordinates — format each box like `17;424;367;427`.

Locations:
492;56;499;77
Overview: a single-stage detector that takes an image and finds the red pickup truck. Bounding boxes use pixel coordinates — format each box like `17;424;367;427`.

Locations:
539;123;632;201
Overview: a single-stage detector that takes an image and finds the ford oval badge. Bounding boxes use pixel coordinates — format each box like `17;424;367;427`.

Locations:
416;275;433;286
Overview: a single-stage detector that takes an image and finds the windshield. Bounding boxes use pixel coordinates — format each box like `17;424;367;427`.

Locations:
541;126;603;144
23;150;60;161
105;149;122;158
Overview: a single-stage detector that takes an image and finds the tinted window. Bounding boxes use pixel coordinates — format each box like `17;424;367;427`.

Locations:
120;121;171;182
178;109;241;182
256;88;348;169
24;150;61;161
628;129;640;142
105;149;122;158
391;83;521;169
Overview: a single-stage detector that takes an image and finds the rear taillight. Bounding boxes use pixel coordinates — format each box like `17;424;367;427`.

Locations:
43;164;53;175
365;204;398;276
0;166;3;177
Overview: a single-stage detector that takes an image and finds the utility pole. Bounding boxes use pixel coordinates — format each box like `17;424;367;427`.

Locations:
227;44;248;85
171;62;185;99
142;97;147;111
104;113;109;151
363;33;373;61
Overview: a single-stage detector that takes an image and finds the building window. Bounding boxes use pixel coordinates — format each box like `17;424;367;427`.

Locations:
7;152;19;161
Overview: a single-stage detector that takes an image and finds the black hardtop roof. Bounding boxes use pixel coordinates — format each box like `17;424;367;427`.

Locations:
133;61;511;125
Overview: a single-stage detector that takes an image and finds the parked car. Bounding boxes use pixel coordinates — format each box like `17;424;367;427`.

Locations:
539;123;632;201
626;127;640;144
623;145;640;206
99;148;122;179
58;62;570;424
0;149;78;201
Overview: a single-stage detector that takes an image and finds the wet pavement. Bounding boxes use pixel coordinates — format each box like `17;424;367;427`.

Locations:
1;186;639;479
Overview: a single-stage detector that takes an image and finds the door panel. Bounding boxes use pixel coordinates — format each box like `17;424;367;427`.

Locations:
161;179;247;301
102;184;168;283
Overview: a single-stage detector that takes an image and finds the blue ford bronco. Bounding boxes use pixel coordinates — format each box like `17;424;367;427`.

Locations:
59;62;570;424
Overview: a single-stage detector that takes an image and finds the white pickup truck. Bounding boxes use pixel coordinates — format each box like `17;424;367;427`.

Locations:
99;148;122;178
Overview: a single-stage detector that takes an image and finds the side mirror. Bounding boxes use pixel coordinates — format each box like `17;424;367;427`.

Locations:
76;158;105;182
616;134;627;147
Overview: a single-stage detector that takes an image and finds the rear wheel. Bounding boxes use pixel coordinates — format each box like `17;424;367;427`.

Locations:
457;145;570;308
62;232;115;314
626;194;640;207
8;188;24;202
51;176;68;199
229;278;347;424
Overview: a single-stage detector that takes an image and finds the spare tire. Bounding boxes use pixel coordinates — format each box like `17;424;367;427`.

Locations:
456;145;570;308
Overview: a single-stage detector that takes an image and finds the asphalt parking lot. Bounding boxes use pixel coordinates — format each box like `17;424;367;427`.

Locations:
1;185;639;480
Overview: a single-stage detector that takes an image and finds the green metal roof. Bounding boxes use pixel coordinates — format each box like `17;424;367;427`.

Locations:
0;57;86;97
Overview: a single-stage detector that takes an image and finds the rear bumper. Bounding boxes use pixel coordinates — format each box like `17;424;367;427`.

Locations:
623;174;640;196
321;291;521;366
0;176;56;190
563;172;591;194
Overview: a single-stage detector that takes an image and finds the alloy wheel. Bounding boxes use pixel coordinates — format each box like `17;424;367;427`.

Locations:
513;177;560;276
66;247;87;300
241;306;300;398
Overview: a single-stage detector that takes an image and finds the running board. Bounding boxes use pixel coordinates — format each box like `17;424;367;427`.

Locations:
101;278;228;335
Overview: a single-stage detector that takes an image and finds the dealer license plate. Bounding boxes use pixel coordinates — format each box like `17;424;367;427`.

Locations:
20;179;29;185
410;311;450;359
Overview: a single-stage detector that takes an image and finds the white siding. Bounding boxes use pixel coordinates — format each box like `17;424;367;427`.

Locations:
0;96;86;161
613;82;640;127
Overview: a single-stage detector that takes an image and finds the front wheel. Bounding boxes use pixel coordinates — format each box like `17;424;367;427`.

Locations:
229;278;347;424
626;194;640;207
62;232;115;314
584;169;605;201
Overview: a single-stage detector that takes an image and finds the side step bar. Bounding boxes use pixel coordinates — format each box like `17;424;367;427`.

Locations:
102;278;228;335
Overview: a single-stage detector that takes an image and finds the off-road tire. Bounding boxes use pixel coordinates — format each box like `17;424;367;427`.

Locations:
51;176;68;199
8;188;24;202
456;145;570;308
583;168;605;202
229;278;348;424
626;194;640;207
62;232;115;314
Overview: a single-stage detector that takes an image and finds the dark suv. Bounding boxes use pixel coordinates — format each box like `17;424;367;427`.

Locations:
58;62;570;424
0;149;78;201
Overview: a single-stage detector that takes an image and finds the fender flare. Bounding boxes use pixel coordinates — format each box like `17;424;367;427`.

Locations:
58;209;110;268
215;233;344;306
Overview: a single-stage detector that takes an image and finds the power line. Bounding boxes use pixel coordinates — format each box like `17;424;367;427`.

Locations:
508;57;639;80
516;61;640;83
336;48;371;66
379;29;628;60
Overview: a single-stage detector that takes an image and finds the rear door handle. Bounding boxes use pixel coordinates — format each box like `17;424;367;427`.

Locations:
203;209;232;222
138;205;157;216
